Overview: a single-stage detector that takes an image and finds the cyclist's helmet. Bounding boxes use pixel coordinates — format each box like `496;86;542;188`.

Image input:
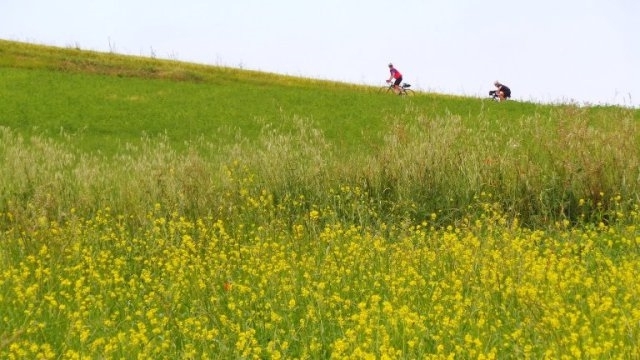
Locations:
388;63;393;67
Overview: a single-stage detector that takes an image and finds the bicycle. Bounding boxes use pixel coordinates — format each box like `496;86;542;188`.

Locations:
379;82;415;96
489;90;511;102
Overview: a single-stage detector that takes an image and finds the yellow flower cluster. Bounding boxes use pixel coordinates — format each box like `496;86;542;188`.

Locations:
1;188;640;358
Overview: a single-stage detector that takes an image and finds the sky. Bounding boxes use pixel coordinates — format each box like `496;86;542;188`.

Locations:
2;0;639;107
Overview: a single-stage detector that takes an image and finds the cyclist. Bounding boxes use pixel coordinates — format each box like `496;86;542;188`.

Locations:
493;81;511;101
386;63;403;95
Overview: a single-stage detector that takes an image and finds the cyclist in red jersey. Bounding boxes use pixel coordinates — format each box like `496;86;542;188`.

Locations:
386;63;403;95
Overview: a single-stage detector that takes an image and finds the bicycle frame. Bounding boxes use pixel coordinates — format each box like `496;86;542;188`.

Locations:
382;82;414;95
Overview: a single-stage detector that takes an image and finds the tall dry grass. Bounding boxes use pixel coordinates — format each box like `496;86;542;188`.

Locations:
1;105;638;230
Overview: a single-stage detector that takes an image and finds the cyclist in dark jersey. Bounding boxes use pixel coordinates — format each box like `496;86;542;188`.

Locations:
387;63;403;95
493;81;511;101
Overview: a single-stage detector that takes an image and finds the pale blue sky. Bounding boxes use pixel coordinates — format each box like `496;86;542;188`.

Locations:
2;0;639;106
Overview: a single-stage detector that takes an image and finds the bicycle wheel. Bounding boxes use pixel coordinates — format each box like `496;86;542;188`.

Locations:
378;86;393;94
403;89;415;96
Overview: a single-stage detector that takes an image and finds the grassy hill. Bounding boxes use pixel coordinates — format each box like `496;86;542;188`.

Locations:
1;39;639;228
2;39;581;154
2;39;640;358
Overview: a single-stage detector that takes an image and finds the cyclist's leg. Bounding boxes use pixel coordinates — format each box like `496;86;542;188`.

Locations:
394;77;403;94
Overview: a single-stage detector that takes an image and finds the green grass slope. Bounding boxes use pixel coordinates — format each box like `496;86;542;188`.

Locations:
1;39;639;228
2;39;575;154
3;41;640;359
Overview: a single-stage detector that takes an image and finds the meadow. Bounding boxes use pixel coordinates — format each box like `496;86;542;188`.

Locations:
1;39;640;358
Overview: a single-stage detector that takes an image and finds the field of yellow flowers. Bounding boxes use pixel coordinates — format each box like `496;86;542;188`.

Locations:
2;181;639;359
